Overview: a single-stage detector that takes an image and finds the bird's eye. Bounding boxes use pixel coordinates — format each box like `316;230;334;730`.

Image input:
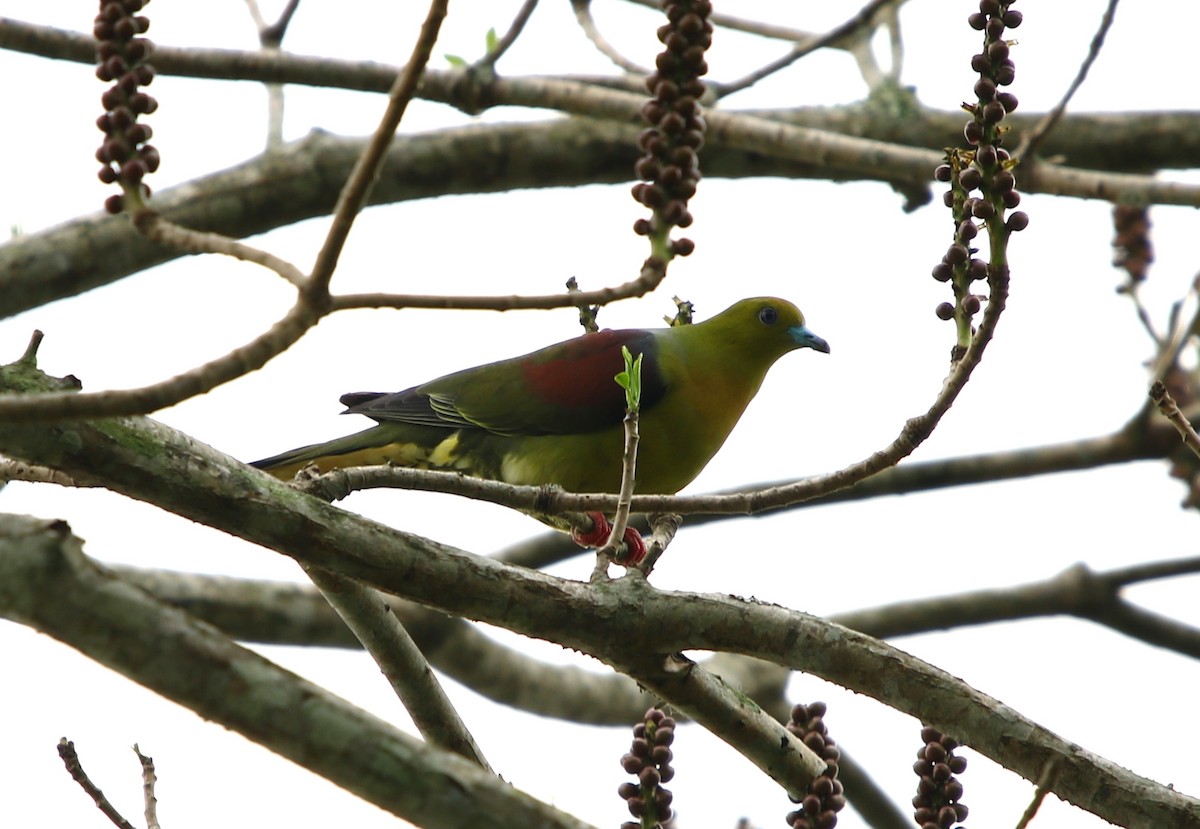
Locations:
758;306;778;326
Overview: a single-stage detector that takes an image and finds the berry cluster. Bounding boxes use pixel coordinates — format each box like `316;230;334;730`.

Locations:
631;0;712;260
931;0;1027;349
912;726;968;829
1112;205;1154;290
618;708;676;829
784;702;845;829
94;0;159;215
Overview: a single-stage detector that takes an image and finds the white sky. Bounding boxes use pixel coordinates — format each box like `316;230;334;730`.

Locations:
2;2;1199;828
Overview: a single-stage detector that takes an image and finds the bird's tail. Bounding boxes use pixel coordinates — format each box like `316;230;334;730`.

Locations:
250;424;434;480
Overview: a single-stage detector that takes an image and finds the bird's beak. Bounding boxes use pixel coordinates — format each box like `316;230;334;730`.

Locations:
790;324;830;354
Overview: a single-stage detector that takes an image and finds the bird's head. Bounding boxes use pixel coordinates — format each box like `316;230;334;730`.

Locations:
704;297;830;361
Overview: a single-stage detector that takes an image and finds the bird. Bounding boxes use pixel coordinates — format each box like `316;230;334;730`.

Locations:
251;297;829;562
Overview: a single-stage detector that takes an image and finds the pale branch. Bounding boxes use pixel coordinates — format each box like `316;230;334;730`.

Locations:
0;373;1194;826
137;212;306;287
714;0;900;98
3;21;1199;198
307;0;448;296
133;745;160;829
0;515;595;829
0;454;87;487
111;553;1200;716
301;564;491;769
1147;283;1200;391
489;73;1200;207
571;0;651;76
10;11;1196;166
3;111;1198;318
620;0;911;53
243;0;301;147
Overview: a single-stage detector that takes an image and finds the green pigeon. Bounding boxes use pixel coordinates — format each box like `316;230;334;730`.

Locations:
252;297;829;561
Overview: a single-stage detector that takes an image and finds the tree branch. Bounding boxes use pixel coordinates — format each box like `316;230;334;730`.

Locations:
0;363;1193;827
0;515;593;829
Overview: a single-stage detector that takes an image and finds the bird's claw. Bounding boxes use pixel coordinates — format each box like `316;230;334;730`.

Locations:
572;512;647;564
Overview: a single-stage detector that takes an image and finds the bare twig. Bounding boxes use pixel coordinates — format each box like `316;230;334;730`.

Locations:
301;564;492;770
133;745;161;829
243;0;303;147
476;0;539;72
306;0;449;296
139;213;307;287
1014;759;1061;829
715;0;899;98
571;0;651;76
598;409;639;560
57;739;137;829
1149;381;1200;460
1147;280;1200;388
329;257;666;311
1016;0;1121;159
0;301;319;422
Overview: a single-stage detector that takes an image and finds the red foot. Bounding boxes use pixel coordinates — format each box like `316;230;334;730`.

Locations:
571;512;647;564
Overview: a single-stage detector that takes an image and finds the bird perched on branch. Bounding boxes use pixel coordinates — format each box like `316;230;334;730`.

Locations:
251;297;829;562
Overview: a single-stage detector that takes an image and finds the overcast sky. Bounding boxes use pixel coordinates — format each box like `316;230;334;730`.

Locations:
2;2;1198;828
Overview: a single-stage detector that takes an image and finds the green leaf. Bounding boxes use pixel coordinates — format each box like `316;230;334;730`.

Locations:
485;27;499;52
444;54;468;68
614;346;643;412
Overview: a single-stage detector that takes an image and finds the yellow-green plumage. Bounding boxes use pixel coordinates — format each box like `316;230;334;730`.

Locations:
251;297;828;495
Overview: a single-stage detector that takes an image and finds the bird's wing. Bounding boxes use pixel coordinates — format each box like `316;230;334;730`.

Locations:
341;329;666;436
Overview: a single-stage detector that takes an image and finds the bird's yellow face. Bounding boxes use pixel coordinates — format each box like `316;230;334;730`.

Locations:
705;297;830;362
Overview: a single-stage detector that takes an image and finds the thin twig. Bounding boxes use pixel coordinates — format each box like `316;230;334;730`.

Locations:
598;409;639;560
637;512;681;574
133;745;161;829
476;0;539;72
330;257;666;311
306;0;449;296
140;213;307;287
301;564;492;770
571;0;651;76
244;0;303;147
715;0;898;98
1149;381;1200;460
56;739;137;829
0;301;319;422
1016;0;1121;159
1147;279;1200;388
259;0;302;46
1014;758;1060;829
